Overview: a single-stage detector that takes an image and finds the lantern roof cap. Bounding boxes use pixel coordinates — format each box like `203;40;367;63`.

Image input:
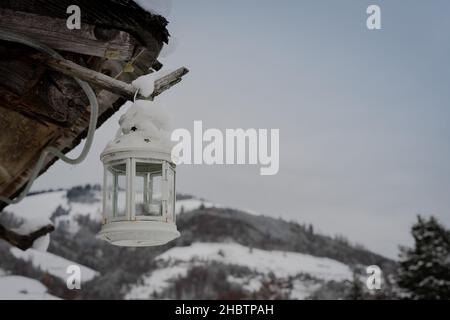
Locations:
101;130;174;163
100;100;175;163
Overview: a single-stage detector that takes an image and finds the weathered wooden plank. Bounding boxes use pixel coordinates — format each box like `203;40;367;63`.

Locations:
41;56;189;100
151;67;190;99
0;0;169;47
0;88;63;126
0;58;45;96
0;8;136;60
0;107;58;194
42;56;137;99
0;57;87;127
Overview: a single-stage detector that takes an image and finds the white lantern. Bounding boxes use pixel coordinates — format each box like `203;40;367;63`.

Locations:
97;101;179;246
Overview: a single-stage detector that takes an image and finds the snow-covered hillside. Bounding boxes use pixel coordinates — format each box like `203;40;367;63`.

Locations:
10;248;98;283
4;189;217;236
0;189;226;300
1;186;392;300
0;276;59;300
6;190;101;223
126;242;353;299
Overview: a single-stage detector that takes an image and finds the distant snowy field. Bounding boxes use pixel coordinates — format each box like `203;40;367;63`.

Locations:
5;190;221;234
5;190;101;223
10;248;98;283
6;190;219;218
126;242;353;299
159;243;352;281
0;190;225;300
0;275;59;300
2;190;354;300
0;247;99;300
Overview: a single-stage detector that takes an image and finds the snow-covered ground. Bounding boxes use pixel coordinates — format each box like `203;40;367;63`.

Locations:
126;242;352;299
4;190;331;300
126;265;189;299
0;276;60;300
158;243;352;281
175;198;218;214
6;189;219;225
290;279;323;300
5;190;102;222
227;274;265;292
6;191;70;221
10;248;99;283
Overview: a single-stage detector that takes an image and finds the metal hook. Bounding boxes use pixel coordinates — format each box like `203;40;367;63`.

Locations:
133;88;140;102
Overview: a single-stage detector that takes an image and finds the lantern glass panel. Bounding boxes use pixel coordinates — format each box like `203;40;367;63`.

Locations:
111;162;126;174
135;161;163;217
135;174;145;215
104;168;114;219
108;160;127;218
115;174;127;218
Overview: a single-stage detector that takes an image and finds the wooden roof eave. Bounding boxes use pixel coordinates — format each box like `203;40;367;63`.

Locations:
0;4;170;210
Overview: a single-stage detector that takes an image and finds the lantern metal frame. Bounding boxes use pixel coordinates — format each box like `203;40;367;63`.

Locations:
97;141;179;247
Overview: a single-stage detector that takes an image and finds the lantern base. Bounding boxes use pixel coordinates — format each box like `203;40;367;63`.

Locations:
96;220;180;247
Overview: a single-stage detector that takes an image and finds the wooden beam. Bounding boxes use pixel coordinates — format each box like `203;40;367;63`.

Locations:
43;56;137;99
0;107;59;197
151;67;190;100
40;55;189;100
0;56;87;127
0;8;136;60
0;223;54;251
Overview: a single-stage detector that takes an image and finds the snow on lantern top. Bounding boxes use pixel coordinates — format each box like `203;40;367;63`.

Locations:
97;100;179;247
103;100;173;161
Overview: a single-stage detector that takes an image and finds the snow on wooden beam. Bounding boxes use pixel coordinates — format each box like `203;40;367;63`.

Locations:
0;223;54;251
151;67;190;100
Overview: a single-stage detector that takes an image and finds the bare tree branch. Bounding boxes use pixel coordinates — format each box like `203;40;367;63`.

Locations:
0;223;54;251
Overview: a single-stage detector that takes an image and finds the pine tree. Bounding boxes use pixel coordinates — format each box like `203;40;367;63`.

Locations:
346;272;366;300
397;215;450;299
308;224;314;235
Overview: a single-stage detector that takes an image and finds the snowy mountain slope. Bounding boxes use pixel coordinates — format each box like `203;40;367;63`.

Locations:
159;243;352;281
126;265;189;299
126;242;352;299
0;276;60;300
5;190;102;233
5;189;216;234
10;248;99;283
175;198;218;214
1;186;394;300
6;190;70;221
177;208;391;267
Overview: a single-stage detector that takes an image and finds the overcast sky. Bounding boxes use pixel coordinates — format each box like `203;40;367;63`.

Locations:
32;0;450;259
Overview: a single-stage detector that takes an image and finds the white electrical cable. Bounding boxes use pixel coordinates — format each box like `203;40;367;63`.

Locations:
0;30;99;205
